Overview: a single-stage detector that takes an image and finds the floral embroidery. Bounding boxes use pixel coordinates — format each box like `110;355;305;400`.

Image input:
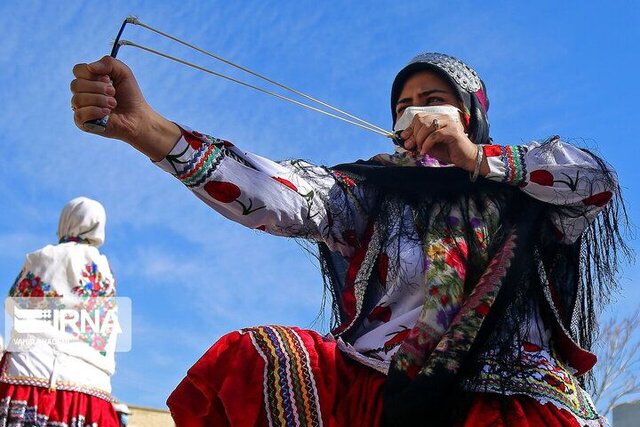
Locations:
444;241;467;280
72;263;114;298
9;270;60;298
8;264;115;353
70;263;116;353
392;225;516;380
426;243;446;259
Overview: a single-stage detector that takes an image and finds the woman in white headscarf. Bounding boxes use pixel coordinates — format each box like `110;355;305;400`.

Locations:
0;197;119;427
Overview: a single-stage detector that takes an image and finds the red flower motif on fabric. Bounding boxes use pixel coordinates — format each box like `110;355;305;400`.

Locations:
445;242;468;279
272;177;299;192
73;263;113;297
182;131;203;150
384;329;411;347
222;140;235;148
475;302;491;317
483;145;503;157
523;341;542;352
11;271;60;298
18;280;28;292
529;170;555;186
204;181;242;203
368;305;392;323
582;191;612;207
333;171;356;188
92;334;108;352
30;288;44;298
339;242;368;323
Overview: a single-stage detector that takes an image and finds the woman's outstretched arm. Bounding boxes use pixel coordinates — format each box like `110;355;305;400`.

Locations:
71;56;369;256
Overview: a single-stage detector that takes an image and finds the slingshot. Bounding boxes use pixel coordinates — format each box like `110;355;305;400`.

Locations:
85;17;399;143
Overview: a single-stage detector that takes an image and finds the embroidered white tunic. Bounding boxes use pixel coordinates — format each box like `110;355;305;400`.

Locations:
2;198;117;400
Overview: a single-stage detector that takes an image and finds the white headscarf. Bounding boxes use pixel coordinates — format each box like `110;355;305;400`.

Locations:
56;197;106;247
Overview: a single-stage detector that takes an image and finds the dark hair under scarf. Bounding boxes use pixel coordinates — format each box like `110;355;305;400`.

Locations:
390;52;491;146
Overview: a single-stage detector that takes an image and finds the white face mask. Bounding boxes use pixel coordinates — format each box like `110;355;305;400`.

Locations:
393;105;462;133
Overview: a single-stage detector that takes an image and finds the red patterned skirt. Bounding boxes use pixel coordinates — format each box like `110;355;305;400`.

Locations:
0;382;118;427
167;326;592;427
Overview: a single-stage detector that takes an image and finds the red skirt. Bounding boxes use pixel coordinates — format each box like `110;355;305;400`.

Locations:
167;326;592;427
0;382;118;426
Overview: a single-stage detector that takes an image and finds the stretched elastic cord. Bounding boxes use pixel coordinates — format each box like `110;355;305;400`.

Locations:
118;39;392;138
126;17;391;137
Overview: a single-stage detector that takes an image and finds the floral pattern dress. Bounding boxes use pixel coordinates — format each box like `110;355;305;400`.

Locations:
156;126;614;425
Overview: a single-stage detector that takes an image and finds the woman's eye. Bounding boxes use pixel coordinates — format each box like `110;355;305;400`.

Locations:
396;107;407;116
426;97;445;105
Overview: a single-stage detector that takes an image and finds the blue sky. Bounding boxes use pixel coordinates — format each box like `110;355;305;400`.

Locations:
0;0;638;411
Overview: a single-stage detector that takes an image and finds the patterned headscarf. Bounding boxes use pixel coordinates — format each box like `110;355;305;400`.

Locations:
57;197;106;247
390;52;490;145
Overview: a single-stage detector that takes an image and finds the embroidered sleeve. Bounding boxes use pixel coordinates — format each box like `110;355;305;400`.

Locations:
154;126;368;256
483;138;617;243
8;265;60;298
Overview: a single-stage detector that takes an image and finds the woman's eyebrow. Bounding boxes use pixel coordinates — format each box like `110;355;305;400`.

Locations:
396;89;450;106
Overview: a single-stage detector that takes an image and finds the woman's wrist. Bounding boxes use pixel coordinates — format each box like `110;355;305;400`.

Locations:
462;144;489;176
458;137;479;172
126;110;182;162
